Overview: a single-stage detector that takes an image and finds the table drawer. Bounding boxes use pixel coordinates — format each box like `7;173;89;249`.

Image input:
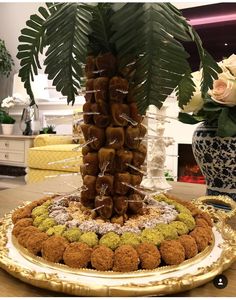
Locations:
0;152;25;163
0;140;25;151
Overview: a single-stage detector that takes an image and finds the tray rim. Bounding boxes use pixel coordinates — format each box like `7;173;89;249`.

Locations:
1;195;236;296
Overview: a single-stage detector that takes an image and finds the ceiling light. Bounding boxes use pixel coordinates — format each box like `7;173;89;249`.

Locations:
189;13;236;26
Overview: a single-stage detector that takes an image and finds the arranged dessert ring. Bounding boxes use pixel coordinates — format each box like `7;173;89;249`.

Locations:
0;194;236;296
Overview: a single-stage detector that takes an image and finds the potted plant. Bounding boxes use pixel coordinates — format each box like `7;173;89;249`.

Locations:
0;38;15;135
0;108;15;135
1;94;30;135
16;3;220;217
179;54;236;199
0;38;14;77
40;124;56;134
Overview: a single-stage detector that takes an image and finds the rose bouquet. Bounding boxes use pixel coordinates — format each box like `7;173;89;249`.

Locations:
179;54;236;137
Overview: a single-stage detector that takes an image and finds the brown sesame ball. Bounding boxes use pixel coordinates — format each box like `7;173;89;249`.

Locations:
12;218;33;237
136;243;161;269
178;235;198;259
183;203;201;217
25;203;38;211
91;245;114;271
12;207;32;224
189;226;210;252
195;212;213;227
15;217;33;227
202;226;213;242
42;236;68;263
12;225;24;237
25;232;48;255
160;240;185;265
113;245;139;272
63;242;92;268
17;226;41;248
195;218;210;228
34;196;54;206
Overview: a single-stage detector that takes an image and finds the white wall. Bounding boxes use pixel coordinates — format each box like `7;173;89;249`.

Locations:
0;3;84;135
147;97;199;179
0;2;45;100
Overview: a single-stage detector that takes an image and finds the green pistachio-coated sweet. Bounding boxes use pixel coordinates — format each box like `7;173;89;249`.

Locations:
177;213;196;231
141;228;164;246
99;232;120;250
170;221;189;235
119;232;141;247
33;214;49;227
63;228;82;242
80;232;98;247
174;203;191;215
41;200;52;208
31;206;49;218
46;225;66;236
155;224;178;240
153;194;169;202
38;218;57;232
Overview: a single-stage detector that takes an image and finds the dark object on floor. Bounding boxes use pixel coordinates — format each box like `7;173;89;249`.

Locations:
0;165;26;177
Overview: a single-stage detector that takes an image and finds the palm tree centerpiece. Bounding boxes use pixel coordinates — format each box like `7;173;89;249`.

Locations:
17;3;221;221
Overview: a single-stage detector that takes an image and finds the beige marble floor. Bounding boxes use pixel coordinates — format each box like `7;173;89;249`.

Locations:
0;175;25;190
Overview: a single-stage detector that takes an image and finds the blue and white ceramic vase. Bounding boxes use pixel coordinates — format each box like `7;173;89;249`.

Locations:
192;122;236;200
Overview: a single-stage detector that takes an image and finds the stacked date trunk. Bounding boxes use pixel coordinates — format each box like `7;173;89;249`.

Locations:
80;52;147;222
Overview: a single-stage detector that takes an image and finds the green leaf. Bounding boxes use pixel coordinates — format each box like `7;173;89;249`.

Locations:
178;112;202;124
217;108;236;137
228;106;236;123
203;103;223;112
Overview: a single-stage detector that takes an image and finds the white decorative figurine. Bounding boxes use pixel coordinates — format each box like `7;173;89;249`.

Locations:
141;105;174;191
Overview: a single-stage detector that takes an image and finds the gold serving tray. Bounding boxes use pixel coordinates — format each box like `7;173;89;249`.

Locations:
1;195;236;296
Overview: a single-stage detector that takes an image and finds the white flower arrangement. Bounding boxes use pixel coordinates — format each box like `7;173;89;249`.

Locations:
182;54;236;114
1;93;30;109
179;54;236;137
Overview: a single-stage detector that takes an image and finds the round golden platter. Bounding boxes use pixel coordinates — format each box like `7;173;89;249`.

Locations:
1;195;236;296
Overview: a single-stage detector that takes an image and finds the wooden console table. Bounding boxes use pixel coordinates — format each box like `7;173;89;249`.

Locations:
0;135;35;168
0;178;235;297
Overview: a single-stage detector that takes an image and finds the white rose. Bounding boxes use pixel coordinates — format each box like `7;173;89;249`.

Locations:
182;71;204;113
209;72;236;106
221;54;236;76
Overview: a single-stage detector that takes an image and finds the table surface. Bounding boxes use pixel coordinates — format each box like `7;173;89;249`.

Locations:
0;176;235;297
0;134;36;139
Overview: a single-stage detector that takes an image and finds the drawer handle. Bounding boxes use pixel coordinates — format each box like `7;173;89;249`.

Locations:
5;142;9;147
5;154;9;159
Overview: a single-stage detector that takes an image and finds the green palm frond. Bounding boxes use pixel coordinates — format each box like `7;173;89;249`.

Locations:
110;3;144;68
86;3;115;55
111;3;192;114
176;71;196;108
44;3;92;105
192;29;222;94
16;2;221;113
17;3;59;105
